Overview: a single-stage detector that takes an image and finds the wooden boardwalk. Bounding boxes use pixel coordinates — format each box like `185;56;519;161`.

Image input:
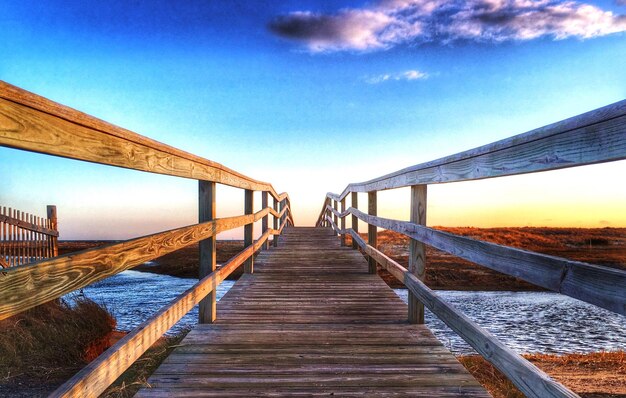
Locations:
137;227;489;397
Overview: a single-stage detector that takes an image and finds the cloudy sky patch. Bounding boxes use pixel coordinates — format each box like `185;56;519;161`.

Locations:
269;0;626;52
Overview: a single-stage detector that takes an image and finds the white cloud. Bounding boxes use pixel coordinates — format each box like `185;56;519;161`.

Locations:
366;69;429;83
269;0;626;52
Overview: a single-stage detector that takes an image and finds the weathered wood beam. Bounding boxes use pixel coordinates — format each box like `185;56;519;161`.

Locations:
359;240;579;398
408;185;426;324
0;81;290;203
198;180;216;324
351;193;358;250
0;209;270;320
350;208;626;316
50;228;273;398
244;190;254;274
0;213;59;237
367;191;377;274
327;100;626;200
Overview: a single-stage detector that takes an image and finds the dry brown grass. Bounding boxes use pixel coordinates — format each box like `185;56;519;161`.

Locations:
459;352;626;398
0;297;115;395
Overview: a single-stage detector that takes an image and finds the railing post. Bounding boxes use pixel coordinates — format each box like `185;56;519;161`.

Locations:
408;185;427;324
340;197;346;246
46;205;58;257
351;193;358;250
367;191;377;274
262;191;269;250
198;181;216;324
244;189;254;274
273;196;279;247
333;199;338;235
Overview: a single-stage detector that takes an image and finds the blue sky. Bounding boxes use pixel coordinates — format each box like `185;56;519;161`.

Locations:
1;0;625;239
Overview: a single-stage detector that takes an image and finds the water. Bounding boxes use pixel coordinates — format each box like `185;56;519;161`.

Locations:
393;289;626;355
66;270;235;335
68;271;625;354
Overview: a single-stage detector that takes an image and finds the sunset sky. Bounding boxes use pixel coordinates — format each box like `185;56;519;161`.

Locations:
1;0;625;239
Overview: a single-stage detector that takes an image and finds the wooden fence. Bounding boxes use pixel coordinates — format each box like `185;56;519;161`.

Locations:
0;205;58;267
317;99;626;398
0;80;294;398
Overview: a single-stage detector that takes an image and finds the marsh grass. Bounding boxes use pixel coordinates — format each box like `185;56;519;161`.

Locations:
0;297;115;384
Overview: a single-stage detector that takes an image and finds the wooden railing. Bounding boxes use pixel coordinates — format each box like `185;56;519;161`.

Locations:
0;81;294;398
317;99;626;398
0;205;58;267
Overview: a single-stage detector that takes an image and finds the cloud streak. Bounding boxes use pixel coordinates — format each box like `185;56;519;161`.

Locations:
269;0;626;52
366;69;429;83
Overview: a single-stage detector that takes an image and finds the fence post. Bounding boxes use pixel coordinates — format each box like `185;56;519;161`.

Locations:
46;205;58;257
198;181;216;324
367;191;377;274
408;185;427;324
333;199;338;235
351;193;358;250
262;191;269;250
340;197;346;246
273;196;279;247
244;189;254;273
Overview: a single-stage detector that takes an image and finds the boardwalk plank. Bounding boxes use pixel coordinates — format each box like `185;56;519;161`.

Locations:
138;227;489;397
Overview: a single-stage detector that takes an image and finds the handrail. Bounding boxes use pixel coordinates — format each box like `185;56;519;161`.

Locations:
324;217;577;398
0;80;290;203
317;100;626;398
0;208;275;320
51;217;289;398
0;81;294;398
325;99;626;201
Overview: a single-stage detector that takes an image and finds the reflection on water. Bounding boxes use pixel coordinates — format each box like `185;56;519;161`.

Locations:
68;270;234;335
69;271;625;354
394;289;626;355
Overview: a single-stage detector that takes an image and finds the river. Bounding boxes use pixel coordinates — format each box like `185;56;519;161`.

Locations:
71;270;625;355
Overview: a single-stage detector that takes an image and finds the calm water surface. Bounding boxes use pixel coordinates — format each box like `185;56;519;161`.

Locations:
70;271;625;354
68;270;234;335
394;289;626;355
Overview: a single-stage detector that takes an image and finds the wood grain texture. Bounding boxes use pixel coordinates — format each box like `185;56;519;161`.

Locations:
324;219;577;397
368;191;377;274
244;190;254;274
327;99;626;200
351;192;359;250
0;209;275;320
0;82;290;203
198;180;217;324
408;185;426;324
137;227;488;398
349;208;626;316
51;227;274;398
358;241;578;398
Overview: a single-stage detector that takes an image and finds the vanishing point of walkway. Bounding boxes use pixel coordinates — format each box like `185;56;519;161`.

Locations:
137;227;489;397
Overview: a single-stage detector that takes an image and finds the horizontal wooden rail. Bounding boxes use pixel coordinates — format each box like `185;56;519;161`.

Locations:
51;219;287;398
0;206;288;320
0;213;59;236
324;216;578;398
325;100;626;201
326;205;626;316
0;81;290;203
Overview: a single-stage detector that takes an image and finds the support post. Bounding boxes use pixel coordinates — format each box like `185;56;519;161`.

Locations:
244;189;254;273
46;205;58;257
333;200;338;235
408;185;427;324
262;191;269;250
367;191;377;274
351;193;358;250
273;196;279;247
198;181;216;323
340;197;346;246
